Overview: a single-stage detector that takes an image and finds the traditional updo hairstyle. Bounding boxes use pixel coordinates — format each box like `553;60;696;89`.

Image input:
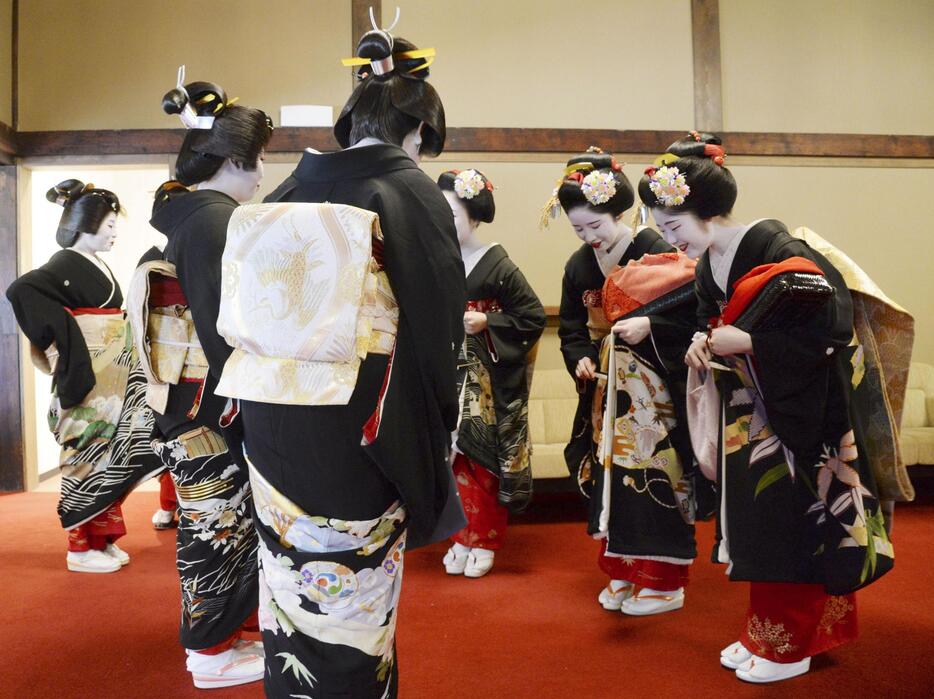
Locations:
547;147;634;224
638;131;736;219
46;179;121;249
335;29;445;157
437;169;495;223
162;79;273;186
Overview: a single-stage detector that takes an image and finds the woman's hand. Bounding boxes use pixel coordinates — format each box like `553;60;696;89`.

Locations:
612;317;651;345
685;333;711;371
463;311;488;335
709;325;753;356
575;356;597;380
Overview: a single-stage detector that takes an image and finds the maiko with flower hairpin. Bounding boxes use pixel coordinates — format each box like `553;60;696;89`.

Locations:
545;147;704;618
436;166;545;579
637;131;903;684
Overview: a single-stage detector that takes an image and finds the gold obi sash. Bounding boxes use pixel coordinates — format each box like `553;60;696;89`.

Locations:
215;202;398;406
31;309;126;376
583;289;611;341
126;259;209;414
147;307;209;383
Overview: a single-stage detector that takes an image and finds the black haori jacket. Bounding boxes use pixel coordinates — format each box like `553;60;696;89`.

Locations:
6;249;122;408
264;144;468;547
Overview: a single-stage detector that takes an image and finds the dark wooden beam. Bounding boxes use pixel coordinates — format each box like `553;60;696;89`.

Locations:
15;127;934;160
11;0;17;131
0;121;16;164
0;165;24;492
691;0;723;132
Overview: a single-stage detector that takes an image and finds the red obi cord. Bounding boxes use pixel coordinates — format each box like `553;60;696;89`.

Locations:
598;540;689;591
68;307;122;316
159;471;177;511
451;453;508;550
739;582;858;663
148;274;187;307
67;503;126;552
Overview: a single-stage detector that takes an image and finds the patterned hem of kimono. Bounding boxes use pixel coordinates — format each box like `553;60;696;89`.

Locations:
152;427;259;651
248;459;406;698
740;582;858;663
598;540;689;591
451;454;508;551
67;503;126;551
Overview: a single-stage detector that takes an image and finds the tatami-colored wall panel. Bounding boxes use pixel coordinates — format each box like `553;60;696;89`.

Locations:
399;0;694;129
720;0;934;134
18;0;351;130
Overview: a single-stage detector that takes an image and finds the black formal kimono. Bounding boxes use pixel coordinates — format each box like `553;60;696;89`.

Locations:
588;257;699;583
137;187;259;652
242;143;466;698
696;220;893;595
6;249;161;531
453;243;545;543
559;227;672;487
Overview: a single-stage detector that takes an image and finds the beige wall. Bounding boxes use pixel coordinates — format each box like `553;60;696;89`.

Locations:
0;0;11;125
18;0;350;130
720;0;934;134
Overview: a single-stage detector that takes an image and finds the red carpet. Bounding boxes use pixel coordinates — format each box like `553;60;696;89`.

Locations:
2;488;933;698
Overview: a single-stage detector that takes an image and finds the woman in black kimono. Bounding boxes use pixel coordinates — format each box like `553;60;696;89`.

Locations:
231;26;465;698
128;77;272;689
547;149;689;612
437;168;545;578
6;181;161;573
646;132;894;683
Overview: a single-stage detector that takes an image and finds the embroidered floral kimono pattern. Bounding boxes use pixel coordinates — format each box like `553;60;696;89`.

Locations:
151;426;258;650
52;314;161;529
589;338;696;573
249;462;407;698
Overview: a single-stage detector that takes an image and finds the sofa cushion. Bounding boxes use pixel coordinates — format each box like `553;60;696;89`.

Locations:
903;388;928;429
529;368;577;478
900;427;934;466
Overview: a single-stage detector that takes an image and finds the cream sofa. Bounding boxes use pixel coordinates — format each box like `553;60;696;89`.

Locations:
528;367;578;479
901;362;934;467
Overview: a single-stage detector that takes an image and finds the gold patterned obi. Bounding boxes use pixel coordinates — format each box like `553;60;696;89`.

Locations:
583;288;611;341
215;202;398;406
147;306;209;383
31;308;126;376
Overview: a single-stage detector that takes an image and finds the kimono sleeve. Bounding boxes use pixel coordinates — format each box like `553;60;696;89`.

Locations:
647;297;698;373
558;264;597;375
484;262;546;365
747;238;855;454
5;274;94;408
378;186;466;432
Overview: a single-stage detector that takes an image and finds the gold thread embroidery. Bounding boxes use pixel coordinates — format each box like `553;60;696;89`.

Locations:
819;595;854;634
746;614;798;656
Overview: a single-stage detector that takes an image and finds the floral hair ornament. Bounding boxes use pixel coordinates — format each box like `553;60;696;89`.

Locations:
581;170;617;206
649;165;691;207
453;169;488;200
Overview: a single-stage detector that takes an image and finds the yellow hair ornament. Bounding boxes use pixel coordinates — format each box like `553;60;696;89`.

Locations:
653;152;680;168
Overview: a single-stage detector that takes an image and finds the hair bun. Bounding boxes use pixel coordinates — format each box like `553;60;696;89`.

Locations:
162;81;228;118
46;179;85;207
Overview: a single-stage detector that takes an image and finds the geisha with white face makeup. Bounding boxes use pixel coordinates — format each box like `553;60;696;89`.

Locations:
545;148;704;619
638;132;899;684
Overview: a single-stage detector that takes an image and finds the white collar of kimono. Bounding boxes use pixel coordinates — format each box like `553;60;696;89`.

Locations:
593;228;634;278
66;248;117;307
463;242;496;277
710;218;766;295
